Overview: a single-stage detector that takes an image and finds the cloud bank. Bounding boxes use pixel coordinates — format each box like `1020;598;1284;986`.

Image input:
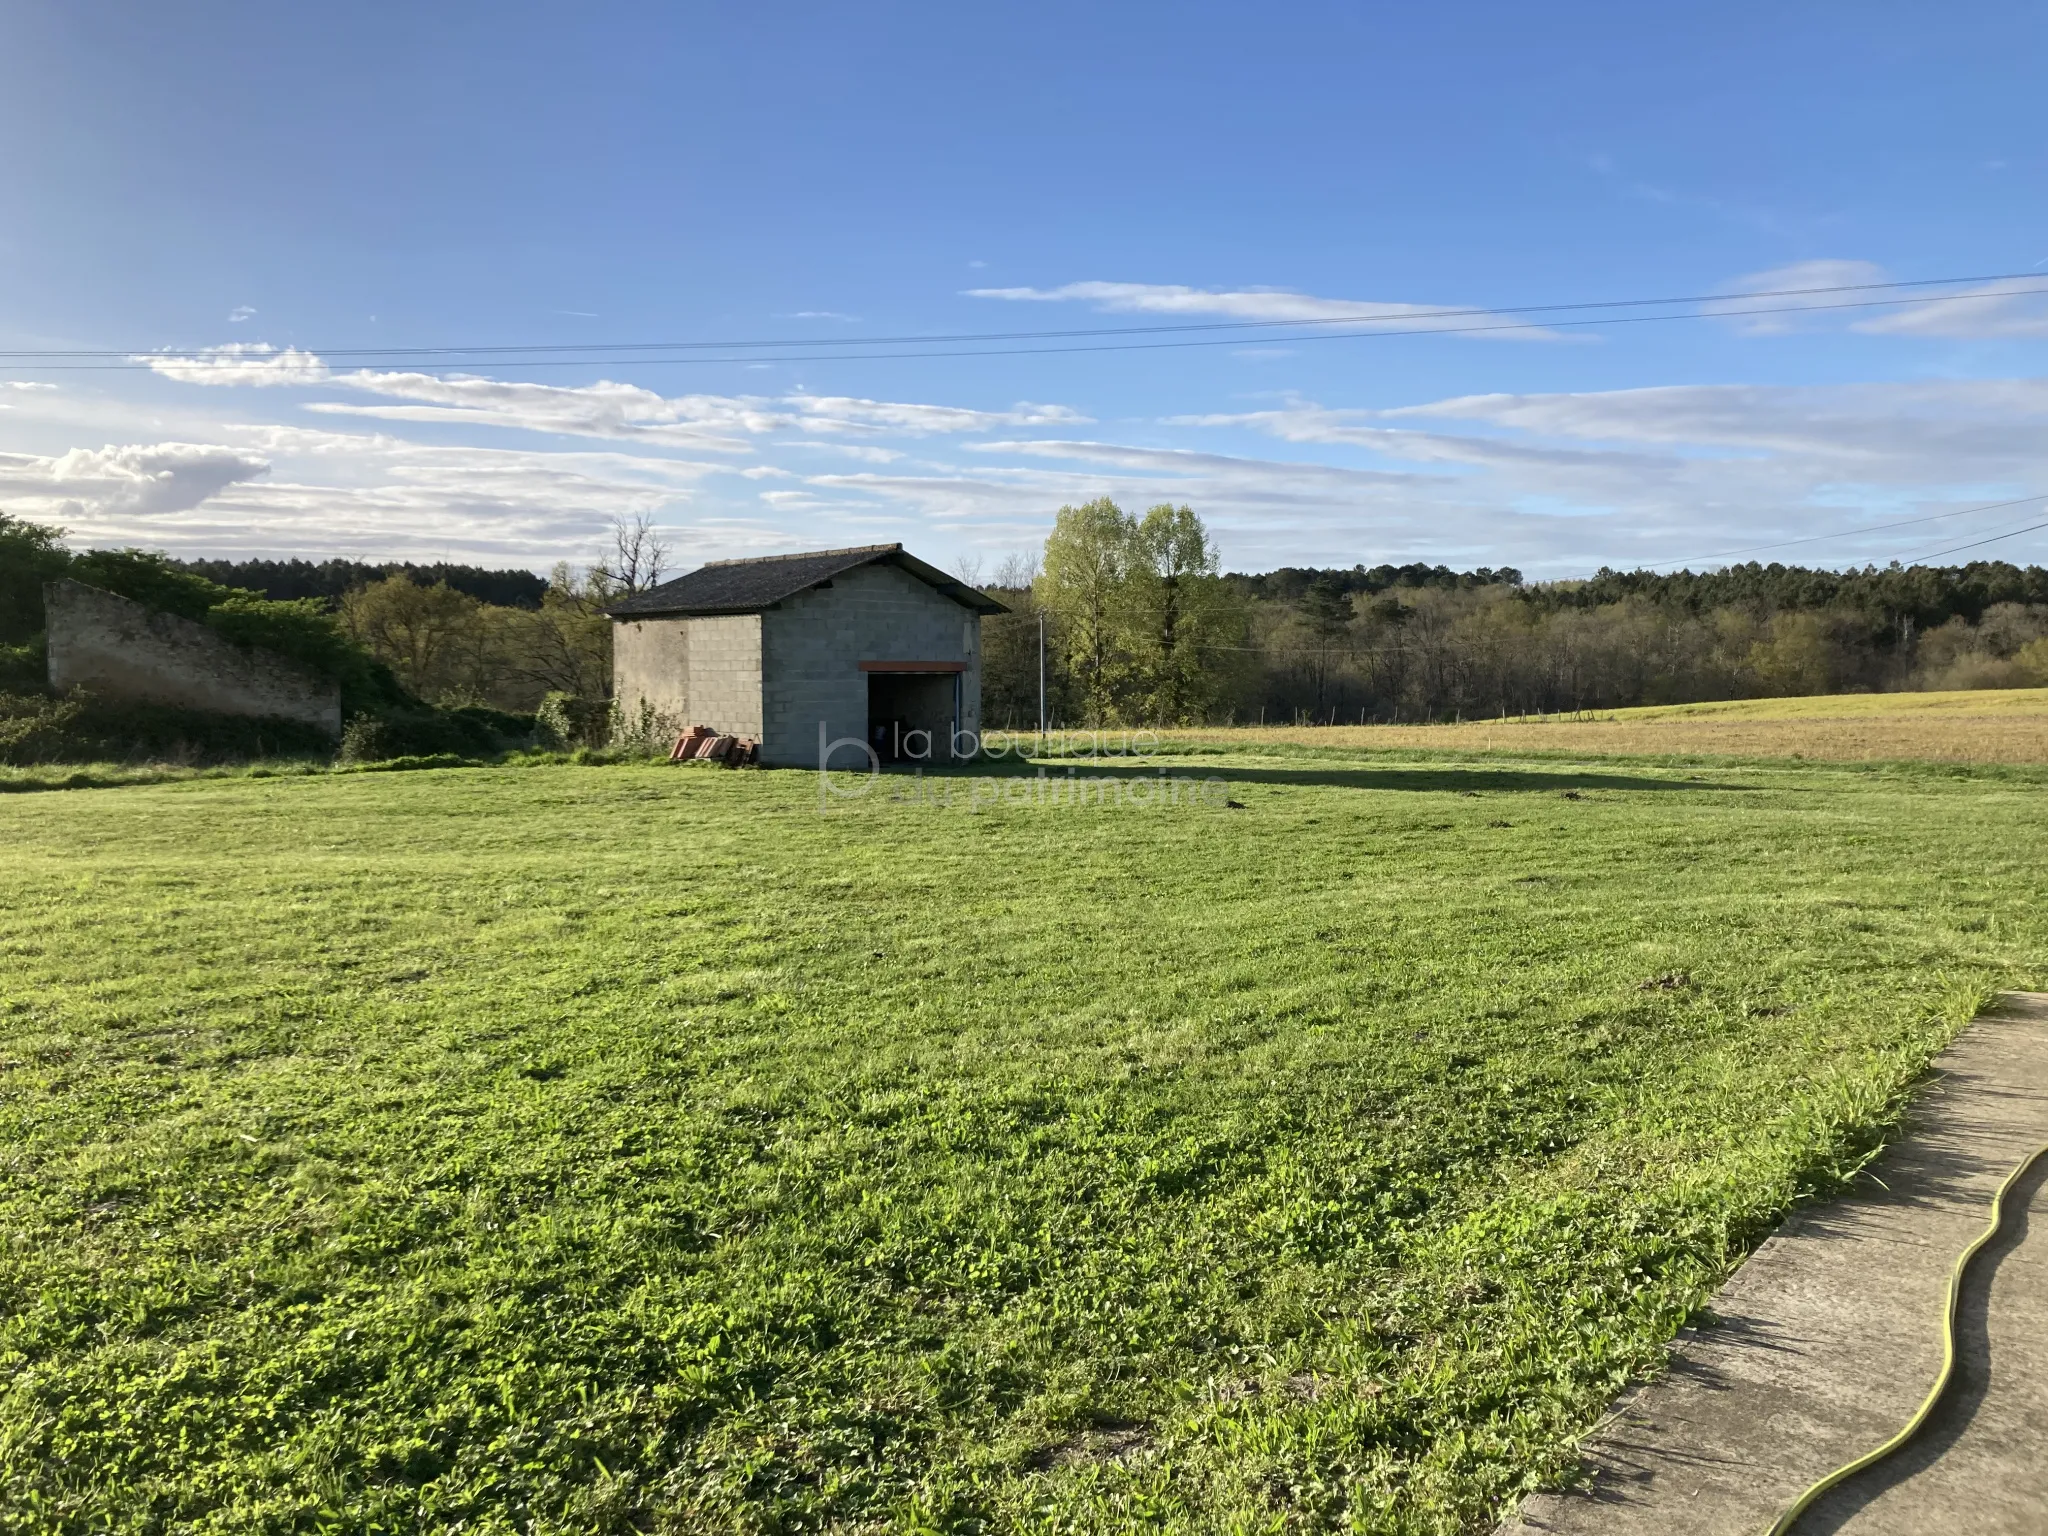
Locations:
966;280;1559;338
11;266;2046;575
0;442;271;521
140;347;1089;448
1709;260;2048;339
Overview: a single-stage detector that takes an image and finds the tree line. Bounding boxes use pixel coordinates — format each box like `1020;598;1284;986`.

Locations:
977;501;2048;727
10;500;2048;739
172;557;550;611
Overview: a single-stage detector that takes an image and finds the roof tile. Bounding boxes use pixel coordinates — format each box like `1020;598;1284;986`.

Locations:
607;544;1007;617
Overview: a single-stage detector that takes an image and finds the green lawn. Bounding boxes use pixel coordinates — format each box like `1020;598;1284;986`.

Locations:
1;752;2042;1534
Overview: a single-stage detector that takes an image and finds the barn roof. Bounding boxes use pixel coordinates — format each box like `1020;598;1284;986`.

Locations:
606;543;1008;618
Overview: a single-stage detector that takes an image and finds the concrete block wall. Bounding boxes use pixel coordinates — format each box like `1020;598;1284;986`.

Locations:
44;579;342;735
685;614;764;738
613;616;691;724
760;562;981;768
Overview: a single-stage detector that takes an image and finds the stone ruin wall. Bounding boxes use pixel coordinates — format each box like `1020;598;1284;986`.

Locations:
44;579;342;735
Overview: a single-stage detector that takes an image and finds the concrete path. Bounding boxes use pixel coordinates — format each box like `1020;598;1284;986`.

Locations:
1501;992;2048;1536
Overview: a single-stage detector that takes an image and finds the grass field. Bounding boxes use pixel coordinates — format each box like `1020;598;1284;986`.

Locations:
2;747;2044;1534
1161;685;2048;766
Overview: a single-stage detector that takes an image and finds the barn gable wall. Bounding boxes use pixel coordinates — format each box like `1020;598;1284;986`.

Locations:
760;562;979;768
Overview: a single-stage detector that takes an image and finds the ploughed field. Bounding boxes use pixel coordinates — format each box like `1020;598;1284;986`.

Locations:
1167;684;2048;765
2;749;2044;1534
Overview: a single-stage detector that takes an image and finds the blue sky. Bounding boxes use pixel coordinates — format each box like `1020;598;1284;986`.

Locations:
3;1;2047;578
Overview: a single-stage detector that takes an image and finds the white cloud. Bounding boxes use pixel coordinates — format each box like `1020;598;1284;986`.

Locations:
0;418;744;563
27;333;2048;576
1162;378;2048;569
228;306;257;323
1168;402;1657;479
1702;260;1892;335
142;343;328;387
0;441;271;522
966;280;1558;339
784;395;1086;435
4;382;57;392
304;371;774;450
139;348;1091;448
1855;282;2048;339
304;378;1086;444
965;437;1423;485
1391;379;2048;470
1704;260;2048;339
786;440;904;463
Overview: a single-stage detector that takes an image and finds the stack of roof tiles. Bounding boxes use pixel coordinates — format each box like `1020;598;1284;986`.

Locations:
668;726;756;767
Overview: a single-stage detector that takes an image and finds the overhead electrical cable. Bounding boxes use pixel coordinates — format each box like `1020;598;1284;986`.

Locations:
0;267;2036;356
1652;492;2048;569
1894;514;2048;565
1;272;2045;372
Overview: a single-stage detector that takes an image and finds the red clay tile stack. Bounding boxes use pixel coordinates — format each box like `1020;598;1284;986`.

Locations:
666;727;758;767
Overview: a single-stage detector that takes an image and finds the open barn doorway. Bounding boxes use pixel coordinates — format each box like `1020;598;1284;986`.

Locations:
865;667;961;763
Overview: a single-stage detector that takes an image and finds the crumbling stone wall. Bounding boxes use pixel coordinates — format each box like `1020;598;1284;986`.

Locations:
44;579;342;735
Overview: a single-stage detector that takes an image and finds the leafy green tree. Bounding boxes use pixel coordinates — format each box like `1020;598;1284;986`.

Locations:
0;513;70;647
498;564;614;705
340;575;491;702
1036;498;1138;723
1128;503;1244;722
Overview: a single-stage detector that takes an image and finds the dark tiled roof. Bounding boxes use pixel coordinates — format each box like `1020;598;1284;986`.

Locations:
606;543;1008;617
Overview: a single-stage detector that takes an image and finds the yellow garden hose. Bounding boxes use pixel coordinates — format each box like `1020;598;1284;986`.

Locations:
1764;1137;2048;1535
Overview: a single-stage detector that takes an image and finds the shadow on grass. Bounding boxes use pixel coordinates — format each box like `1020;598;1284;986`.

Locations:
866;759;1734;795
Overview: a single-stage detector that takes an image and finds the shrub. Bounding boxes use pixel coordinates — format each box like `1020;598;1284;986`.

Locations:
339;707;532;765
337;753;476;774
450;704;538;741
0;692;334;766
535;692;609;750
604;694;687;757
205;591;408;713
0;638;44;693
1918;654;2037;692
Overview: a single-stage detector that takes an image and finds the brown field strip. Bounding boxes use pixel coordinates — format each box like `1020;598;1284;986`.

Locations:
1164;708;2048;765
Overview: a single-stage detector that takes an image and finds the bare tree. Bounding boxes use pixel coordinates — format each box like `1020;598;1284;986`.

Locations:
592;513;671;596
993;551;1040;590
953;553;986;588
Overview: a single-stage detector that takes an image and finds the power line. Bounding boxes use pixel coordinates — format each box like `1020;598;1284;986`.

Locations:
1653;492;2048;570
2;271;2044;372
6;268;2038;355
9;285;2047;372
1895;515;2048;565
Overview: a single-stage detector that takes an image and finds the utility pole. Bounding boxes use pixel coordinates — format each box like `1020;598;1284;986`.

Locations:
1037;610;1046;740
